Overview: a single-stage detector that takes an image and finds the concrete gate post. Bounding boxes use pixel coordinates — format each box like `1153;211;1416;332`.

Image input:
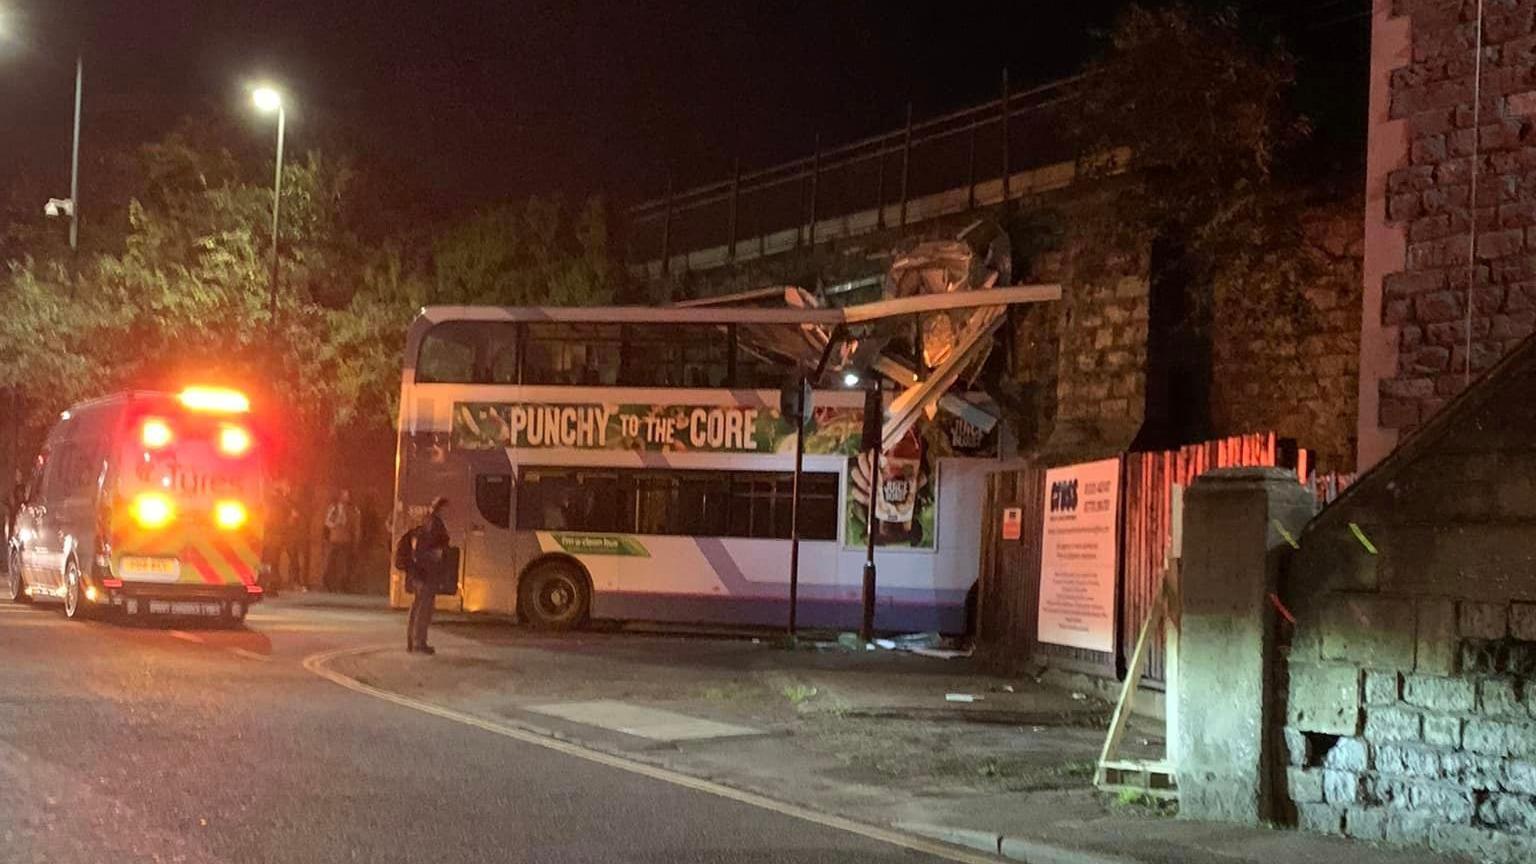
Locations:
1175;467;1314;824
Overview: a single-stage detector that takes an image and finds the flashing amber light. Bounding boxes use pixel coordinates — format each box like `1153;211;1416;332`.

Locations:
179;387;250;414
214;500;249;531
141;418;174;449
132;493;176;529
218;424;253;457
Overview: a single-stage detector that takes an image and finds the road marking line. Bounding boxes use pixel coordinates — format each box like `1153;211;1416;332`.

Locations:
229;648;271;663
304;645;1002;864
168;630;204;644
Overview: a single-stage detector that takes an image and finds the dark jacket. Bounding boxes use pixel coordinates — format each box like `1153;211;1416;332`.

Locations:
410;513;451;591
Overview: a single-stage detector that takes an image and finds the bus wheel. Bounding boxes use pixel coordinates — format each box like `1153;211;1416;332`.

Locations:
5;548;29;604
519;561;590;631
63;561;91;621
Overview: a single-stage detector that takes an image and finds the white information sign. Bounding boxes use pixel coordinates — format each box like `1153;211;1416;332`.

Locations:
1037;458;1122;652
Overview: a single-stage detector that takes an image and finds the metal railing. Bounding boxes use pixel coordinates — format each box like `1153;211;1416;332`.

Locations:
626;72;1083;276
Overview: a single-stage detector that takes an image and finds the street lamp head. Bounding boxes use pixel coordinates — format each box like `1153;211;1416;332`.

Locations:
252;86;283;113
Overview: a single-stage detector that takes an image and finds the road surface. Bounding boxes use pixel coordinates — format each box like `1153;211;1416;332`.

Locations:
0;597;955;863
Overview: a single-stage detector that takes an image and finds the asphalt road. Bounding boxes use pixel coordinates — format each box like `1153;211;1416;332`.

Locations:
0;597;952;864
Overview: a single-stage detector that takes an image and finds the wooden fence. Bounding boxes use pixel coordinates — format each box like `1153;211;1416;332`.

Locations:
977;433;1294;686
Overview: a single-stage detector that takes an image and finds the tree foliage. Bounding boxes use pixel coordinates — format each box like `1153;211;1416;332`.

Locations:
0;120;622;465
1059;2;1342;321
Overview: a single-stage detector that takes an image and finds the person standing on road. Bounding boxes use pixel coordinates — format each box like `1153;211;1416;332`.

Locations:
6;470;24;546
407;497;451;655
322;489;356;592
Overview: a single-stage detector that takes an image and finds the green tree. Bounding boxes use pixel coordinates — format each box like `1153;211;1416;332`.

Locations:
430;196;620;306
1066;2;1315;295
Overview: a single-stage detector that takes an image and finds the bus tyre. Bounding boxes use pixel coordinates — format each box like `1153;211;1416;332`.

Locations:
5;548;29;604
63;561;90;621
519;562;590;631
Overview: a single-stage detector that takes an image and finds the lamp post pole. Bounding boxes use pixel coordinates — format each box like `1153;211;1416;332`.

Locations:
252;87;286;336
267;104;285;332
68;52;81;258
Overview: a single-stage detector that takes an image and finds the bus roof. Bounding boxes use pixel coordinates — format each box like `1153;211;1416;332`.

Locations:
415;285;1059;329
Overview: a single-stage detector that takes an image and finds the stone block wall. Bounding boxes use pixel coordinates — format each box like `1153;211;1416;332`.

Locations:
1283;601;1536;862
1050;267;1151;456
1362;0;1536;469
1280;336;1536;858
1211;202;1364;471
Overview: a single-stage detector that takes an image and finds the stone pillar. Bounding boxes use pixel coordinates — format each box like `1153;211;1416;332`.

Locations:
1176;467;1315;824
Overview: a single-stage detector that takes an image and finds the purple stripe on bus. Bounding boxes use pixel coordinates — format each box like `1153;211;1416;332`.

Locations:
588;592;967;635
693;536;968;605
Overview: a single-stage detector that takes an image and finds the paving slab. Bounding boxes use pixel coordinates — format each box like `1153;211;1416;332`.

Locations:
526;699;764;742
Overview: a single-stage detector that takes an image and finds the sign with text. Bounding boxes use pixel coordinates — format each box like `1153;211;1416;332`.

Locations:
452;402;864;455
1037;458;1122;653
1001;507;1023;541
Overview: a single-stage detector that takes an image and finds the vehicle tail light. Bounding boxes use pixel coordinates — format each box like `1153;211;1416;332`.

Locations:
141;418;174;449
218;424;253;457
132;493;176;529
214;500;248;530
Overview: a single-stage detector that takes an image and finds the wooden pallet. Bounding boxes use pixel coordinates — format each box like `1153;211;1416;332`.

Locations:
1093;562;1179;800
1097;759;1178;800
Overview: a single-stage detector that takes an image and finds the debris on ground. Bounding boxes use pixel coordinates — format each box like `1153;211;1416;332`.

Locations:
945;693;983;703
909;647;972;659
865;631;970;658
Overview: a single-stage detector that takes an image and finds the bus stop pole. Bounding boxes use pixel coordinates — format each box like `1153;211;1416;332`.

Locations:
859;382;880;643
787;390;805;636
791;335;842;638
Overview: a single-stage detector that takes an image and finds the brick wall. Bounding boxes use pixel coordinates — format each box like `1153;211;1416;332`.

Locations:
1280;337;1536;860
1362;0;1536;469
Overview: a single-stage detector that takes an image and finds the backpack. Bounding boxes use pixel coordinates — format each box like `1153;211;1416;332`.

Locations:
393;528;417;572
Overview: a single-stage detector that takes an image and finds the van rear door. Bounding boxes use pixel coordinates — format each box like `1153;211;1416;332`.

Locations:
112;403;263;590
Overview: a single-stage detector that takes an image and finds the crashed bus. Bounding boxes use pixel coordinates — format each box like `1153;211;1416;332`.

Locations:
389;237;1058;633
7;387;266;623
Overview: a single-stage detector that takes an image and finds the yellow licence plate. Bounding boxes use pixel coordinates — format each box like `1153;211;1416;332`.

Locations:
120;557;181;582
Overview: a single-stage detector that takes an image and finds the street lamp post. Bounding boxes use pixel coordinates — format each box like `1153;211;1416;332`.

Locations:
252;87;285;333
68;52;81;260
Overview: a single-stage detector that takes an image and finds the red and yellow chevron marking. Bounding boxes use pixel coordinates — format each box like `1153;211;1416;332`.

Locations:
110;510;264;587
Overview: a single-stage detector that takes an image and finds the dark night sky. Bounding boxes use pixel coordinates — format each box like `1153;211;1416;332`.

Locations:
0;1;1365;212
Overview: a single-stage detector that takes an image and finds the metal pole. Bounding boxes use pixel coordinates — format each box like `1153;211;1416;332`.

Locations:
899;102;913;227
808;134;821;247
859;381;880;643
660;172;674;275
875;136;887;230
966;117;978;211
268;106;285;333
1001;68;1012;203
69;53;82;256
727;157;740;262
787;375;806;636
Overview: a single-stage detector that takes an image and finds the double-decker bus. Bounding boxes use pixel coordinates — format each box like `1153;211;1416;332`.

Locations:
389;294;1051;633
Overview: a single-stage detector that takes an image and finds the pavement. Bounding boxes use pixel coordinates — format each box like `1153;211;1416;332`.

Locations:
324;612;1475;864
0;591;1475;863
